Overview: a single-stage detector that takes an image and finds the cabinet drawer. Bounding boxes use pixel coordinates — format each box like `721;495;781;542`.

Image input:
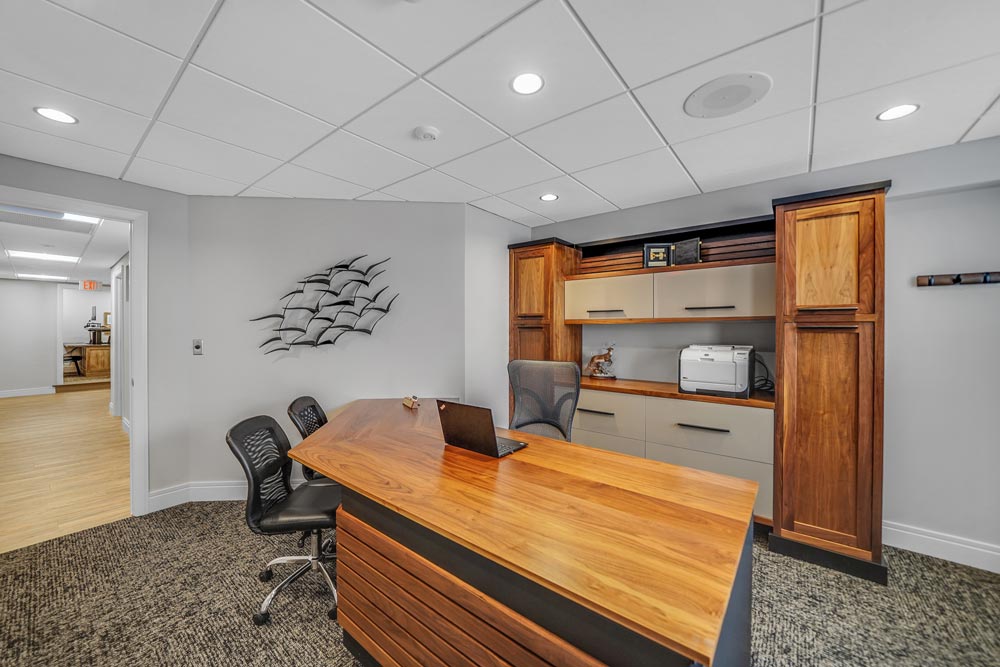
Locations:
645;442;772;519
645;397;773;464
653;263;775;318
574;389;645;441
565;274;653;320
572;429;645;458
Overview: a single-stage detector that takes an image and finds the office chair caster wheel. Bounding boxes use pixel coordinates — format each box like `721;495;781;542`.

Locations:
328;606;337;621
259;568;273;582
252;612;270;626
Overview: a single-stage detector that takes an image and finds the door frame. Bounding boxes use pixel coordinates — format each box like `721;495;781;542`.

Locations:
0;184;150;516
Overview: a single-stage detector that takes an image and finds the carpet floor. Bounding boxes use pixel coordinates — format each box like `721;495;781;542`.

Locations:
1;502;997;666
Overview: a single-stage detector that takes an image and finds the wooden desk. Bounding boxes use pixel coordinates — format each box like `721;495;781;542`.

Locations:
64;343;111;378
291;399;757;666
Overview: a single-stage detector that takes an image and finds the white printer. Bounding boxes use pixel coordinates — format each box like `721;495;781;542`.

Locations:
679;345;755;399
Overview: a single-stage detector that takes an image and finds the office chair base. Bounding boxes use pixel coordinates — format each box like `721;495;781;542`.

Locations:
253;528;338;625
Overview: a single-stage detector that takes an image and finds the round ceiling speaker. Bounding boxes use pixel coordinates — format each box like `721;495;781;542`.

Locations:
683;72;772;119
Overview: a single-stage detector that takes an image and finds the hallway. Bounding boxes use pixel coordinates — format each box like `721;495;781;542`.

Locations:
0;388;130;553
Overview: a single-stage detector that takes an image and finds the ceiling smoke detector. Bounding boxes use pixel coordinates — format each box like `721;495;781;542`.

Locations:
412;125;440;141
683;73;772;119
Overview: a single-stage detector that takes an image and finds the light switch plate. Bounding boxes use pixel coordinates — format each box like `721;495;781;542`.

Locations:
192;339;204;355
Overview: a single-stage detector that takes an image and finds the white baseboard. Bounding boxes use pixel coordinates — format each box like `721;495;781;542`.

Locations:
147;476;309;513
0;386;55;398
884;521;1000;573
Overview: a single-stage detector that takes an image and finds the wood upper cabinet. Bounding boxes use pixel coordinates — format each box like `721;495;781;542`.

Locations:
779;195;880;316
779;322;877;559
511;247;550;318
509;241;581;364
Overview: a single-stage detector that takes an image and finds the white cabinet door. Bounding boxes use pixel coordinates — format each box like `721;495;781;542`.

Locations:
565;274;653;320
572;429;646;458
645;397;774;464
574;389;645;441
653;263;775;318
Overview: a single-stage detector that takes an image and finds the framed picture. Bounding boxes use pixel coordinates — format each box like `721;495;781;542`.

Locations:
672;238;702;265
643;243;672;268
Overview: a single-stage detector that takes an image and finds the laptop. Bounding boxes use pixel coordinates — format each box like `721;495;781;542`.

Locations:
436;400;527;458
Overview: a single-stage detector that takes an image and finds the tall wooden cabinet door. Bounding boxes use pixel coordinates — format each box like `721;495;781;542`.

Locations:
511;248;550;319
779;322;876;560
780;197;877;316
511;323;550;361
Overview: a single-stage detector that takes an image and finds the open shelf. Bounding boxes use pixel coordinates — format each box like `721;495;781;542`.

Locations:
566;256;775;281
580;376;775;409
567;315;775;325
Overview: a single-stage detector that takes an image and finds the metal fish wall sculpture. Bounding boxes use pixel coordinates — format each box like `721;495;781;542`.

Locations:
250;255;398;354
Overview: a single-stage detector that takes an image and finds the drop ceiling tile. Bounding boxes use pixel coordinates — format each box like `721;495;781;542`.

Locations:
499;175;615;222
813;55;1000;171
138;123;282;184
309;0;534;73
0;221;90;257
125;158;245;195
48;0;216;57
426;0;624;134
470;196;550;226
517;94;663;172
437;140;561;193
159;66;334;161
240;187;292;198
672;109;809;192
819;0;1000;102
0;70;149;154
570;0;815;88
357;191;404;202
193;0;412;125
0;0;181;116
255;164;369;199
573;148;699;209
964;98;1000;143
294;131;425;189
0;121;129;178
346;81;505;166
635;24;814;144
382;170;488;203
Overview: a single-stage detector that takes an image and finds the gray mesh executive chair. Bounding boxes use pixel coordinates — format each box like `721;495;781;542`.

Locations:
226;415;340;625
287;396;328;480
508;360;581;441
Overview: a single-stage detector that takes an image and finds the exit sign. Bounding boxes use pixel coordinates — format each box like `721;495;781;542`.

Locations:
80;280;101;291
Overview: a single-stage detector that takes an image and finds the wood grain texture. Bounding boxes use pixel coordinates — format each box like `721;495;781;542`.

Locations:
512;249;549;318
292;399;757;666
580;376;775;409
0;389;130;553
565;256;774;281
566;315;775;325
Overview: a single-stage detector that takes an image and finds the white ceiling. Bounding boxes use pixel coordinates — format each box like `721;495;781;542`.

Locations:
0;206;130;283
0;0;998;227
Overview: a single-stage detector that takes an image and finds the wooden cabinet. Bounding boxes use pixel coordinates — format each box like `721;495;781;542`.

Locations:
509;241;581;365
653;262;775;319
564;274;653;320
773;184;887;570
81;345;111;377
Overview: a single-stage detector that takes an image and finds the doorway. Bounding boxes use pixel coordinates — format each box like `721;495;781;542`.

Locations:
0;184;149;554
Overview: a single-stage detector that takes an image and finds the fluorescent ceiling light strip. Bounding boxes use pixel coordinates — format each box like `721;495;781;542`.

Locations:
0;204;102;224
7;250;80;262
16;273;68;281
62;213;102;224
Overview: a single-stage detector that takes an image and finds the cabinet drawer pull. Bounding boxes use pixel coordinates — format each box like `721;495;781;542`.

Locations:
797;305;859;312
578;408;615;417
684;305;736;311
676;422;731;434
586;309;625;314
797;324;859;330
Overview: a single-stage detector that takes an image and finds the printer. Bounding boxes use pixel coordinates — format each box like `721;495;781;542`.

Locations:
679;345;755;399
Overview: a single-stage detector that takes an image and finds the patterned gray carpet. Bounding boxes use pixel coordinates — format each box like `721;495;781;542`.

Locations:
1;502;997;666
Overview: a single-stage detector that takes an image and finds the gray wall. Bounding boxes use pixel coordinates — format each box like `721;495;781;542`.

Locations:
0;279;56;394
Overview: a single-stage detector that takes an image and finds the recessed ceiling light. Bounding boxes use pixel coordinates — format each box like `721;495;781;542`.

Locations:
7;249;80;263
34;107;78;124
62;212;101;224
876;104;919;121
16;273;68;281
539;193;559;202
511;73;544;95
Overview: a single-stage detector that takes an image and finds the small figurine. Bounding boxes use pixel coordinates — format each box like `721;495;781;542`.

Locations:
585;345;616;379
402;395;420;409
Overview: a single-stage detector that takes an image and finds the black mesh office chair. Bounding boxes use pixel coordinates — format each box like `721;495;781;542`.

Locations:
226;415;340;625
287;396;328;480
508;360;581;441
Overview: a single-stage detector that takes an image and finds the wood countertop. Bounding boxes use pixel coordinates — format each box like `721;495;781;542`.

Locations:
581;376;776;409
291;398;758;666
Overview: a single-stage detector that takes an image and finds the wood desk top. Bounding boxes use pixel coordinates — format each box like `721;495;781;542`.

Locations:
291;399;757;666
581;376;776;409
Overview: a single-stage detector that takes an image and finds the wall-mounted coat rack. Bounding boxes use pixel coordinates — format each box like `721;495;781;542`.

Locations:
916;272;1000;287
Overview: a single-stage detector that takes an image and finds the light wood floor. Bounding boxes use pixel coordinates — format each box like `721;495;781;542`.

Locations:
0;389;130;554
